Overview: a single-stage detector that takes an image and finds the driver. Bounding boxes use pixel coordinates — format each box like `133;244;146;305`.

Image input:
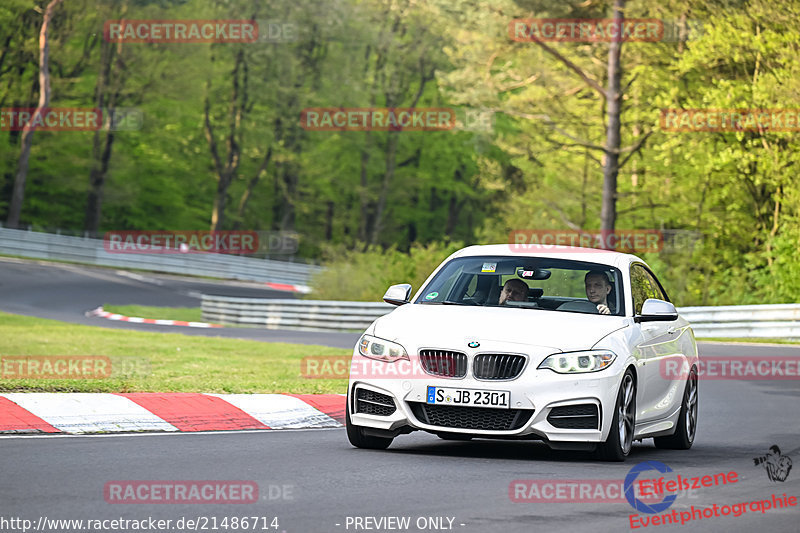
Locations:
499;278;528;305
585;270;614;314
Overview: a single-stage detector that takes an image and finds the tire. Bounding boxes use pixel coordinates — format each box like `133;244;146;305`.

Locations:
654;366;698;450
345;397;393;450
597;369;636;462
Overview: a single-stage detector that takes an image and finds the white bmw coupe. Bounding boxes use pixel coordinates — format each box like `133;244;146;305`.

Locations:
346;245;699;461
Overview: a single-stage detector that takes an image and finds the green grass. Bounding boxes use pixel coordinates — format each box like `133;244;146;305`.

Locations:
697;337;800;345
103;304;203;323
0;311;350;393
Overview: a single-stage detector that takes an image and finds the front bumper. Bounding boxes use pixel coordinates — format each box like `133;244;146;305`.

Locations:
347;352;626;444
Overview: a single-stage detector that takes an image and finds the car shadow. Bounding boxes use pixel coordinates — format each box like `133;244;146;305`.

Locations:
381;436;667;464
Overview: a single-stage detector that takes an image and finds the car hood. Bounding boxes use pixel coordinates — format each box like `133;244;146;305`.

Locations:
372;303;629;353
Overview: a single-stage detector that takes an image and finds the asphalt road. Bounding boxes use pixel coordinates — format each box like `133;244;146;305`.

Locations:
2;371;799;533
1;257;800;532
0;257;360;348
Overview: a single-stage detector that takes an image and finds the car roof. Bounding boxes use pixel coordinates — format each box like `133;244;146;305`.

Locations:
450;244;642;270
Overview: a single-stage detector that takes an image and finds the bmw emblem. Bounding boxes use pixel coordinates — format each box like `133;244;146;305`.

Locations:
468;341;480;348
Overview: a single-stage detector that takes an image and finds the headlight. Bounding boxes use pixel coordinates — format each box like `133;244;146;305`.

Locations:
538;350;617;373
358;335;409;363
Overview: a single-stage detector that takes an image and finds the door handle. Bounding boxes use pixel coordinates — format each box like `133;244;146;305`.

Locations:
668;327;681;335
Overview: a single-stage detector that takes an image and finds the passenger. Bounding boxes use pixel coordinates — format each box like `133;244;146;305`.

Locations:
499;279;528;305
585;270;614;314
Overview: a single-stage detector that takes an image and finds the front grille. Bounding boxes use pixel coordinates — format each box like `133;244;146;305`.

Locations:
473;354;527;380
355;388;396;417
409;403;533;431
419;350;468;378
547;404;599;429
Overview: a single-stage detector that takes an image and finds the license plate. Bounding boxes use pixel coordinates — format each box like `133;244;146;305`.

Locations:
426;386;510;409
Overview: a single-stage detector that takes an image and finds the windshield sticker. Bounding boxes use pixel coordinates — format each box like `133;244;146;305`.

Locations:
481;262;497;273
425;291;439;300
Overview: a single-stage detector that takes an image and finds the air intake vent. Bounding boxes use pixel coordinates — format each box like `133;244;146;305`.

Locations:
355;388;396;417
409;403;533;431
547;404;599;429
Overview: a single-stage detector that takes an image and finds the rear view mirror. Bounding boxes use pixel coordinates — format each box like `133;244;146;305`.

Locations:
383;283;412;306
517;268;551;280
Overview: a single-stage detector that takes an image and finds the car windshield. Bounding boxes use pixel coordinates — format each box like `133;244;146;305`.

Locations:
415;255;625;316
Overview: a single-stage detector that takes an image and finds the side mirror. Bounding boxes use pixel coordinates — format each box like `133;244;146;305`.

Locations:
635;298;678;322
383;283;412;306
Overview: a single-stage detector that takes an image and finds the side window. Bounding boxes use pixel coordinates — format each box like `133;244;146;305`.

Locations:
630;265;658;315
643;269;667;302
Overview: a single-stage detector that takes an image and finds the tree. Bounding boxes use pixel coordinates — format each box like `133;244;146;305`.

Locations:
6;0;63;228
84;1;128;234
204;48;248;232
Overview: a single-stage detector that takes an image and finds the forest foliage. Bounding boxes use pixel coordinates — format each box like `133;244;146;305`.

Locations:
1;0;799;305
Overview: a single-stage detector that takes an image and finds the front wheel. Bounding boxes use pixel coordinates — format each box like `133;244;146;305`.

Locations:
597;369;636;462
654;366;698;450
345;397;393;450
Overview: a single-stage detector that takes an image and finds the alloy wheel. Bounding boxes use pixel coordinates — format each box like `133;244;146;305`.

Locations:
618;373;635;454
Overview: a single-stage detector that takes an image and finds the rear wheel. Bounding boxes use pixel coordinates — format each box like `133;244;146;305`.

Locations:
597;369;636;462
345;397;393;450
654;367;698;450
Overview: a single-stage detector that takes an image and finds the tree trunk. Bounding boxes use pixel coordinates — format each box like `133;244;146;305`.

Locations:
205;51;246;232
85;22;125;235
279;163;297;231
600;0;624;236
445;167;464;237
233;147;272;230
369;131;399;245
85;130;115;235
407;192;418;243
324;200;334;241
368;62;431;245
357;131;373;242
211;175;230;230
6;0;63;228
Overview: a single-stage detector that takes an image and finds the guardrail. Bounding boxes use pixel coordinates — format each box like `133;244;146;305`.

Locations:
201;295;393;331
678;303;800;339
201;296;800;338
0;226;321;286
